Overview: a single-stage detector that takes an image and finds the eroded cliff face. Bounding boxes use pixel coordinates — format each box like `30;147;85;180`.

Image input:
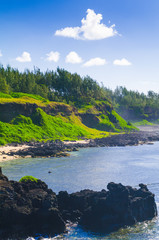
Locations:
0;102;74;123
0;99;136;146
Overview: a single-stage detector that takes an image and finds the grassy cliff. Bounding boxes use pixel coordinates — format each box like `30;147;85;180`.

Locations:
0;92;137;145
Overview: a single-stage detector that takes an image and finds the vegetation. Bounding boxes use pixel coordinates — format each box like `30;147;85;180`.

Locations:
1;65;159;122
133;120;154;126
0;93;137;145
0;65;108;106
19;176;39;183
0;103;110;145
0;66;139;146
104;86;159;121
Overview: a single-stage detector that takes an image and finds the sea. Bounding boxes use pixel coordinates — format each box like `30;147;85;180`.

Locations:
1;142;159;239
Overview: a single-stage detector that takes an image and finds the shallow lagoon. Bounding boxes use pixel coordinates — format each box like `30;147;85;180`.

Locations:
2;142;159;239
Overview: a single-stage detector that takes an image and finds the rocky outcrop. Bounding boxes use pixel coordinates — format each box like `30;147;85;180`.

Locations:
0;167;65;239
8;140;70;158
58;183;157;233
81;183;157;232
0;168;157;239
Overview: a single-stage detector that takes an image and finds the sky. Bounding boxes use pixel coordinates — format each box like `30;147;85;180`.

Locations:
0;0;159;93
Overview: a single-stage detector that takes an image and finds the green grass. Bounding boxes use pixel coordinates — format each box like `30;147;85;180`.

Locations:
19;176;39;183
11;92;48;102
0;92;137;145
78;100;111;114
0;92;12;98
78;100;137;132
111;110;138;131
97;112;137;132
0;91;49;102
97;114;117;131
0;108;110;145
133;119;154;126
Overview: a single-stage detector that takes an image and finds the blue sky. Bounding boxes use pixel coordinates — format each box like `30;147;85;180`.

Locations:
0;0;159;93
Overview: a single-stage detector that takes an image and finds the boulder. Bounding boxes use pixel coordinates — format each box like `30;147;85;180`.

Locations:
0;168;65;239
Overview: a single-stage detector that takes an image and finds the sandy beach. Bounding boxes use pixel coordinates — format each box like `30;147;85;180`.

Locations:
0;145;29;162
63;139;90;145
0;125;159;163
0;141;90;162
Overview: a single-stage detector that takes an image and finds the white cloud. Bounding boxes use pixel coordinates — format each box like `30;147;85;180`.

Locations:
65;51;83;64
45;51;60;62
16;51;31;62
113;58;132;66
55;27;80;39
55;9;118;40
83;57;107;67
0;50;2;57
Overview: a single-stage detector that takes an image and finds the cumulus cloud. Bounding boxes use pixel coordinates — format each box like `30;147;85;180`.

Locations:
0;50;2;57
45;51;60;62
65;51;83;64
83;57;107;67
113;58;132;66
16;51;31;62
55;9;117;40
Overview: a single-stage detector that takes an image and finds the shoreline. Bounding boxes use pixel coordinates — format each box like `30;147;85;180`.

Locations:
0;145;30;162
1;125;159;162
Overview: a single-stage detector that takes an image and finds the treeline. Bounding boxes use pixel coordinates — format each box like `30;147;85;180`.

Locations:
1;65;159;120
0;65;108;106
104;86;159;120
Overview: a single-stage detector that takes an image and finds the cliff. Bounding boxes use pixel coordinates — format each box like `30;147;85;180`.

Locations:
0;93;137;145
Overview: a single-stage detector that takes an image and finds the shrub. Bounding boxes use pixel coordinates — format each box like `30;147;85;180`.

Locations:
11;115;33;125
19;176;39;183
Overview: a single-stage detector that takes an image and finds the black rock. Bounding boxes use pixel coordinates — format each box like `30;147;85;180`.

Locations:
79;183;157;233
0;169;65;239
0;168;157;238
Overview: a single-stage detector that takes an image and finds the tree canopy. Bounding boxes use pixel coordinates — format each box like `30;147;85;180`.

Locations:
0;65;108;106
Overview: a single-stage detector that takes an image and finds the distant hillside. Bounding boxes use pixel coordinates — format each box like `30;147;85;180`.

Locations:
104;86;159;122
0;92;137;145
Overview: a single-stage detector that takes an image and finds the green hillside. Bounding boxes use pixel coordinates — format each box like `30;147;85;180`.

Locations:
0;93;137;145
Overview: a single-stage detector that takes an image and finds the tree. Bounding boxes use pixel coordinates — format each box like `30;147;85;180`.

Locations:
0;77;9;93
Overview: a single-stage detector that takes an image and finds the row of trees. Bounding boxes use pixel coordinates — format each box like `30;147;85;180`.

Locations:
0;65;108;106
1;65;159;119
104;86;159;119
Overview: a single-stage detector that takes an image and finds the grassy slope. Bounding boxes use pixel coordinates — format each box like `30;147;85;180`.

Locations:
133;119;154;126
78;101;137;132
0;93;136;145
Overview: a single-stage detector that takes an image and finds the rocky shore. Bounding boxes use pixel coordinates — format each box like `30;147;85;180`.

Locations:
0;126;159;162
1;127;159;160
0;168;157;239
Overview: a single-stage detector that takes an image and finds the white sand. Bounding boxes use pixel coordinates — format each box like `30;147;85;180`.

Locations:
0;145;29;162
63;140;90;145
138;125;159;132
0;140;91;162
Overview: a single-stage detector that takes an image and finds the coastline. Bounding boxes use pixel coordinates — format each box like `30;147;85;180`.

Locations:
1;125;159;162
0;145;30;162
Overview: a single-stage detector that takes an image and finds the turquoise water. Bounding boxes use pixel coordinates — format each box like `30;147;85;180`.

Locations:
1;142;159;239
